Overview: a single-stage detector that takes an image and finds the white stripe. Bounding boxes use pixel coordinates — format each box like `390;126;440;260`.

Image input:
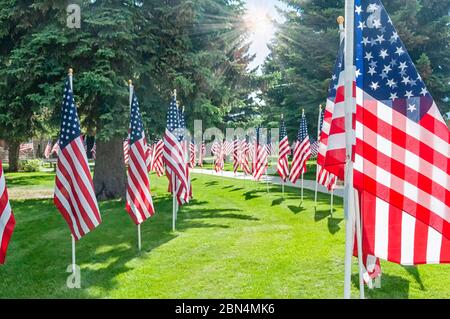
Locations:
400;212;416;265
128;151;153;210
327;133;347;150
426;226;442;264
374;197;389;261
54;186;82;239
0;184;12;247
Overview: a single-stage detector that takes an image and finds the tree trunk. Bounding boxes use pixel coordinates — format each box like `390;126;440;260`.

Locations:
7;140;20;172
93;137;127;200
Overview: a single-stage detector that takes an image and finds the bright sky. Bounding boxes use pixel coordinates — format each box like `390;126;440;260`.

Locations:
244;0;287;73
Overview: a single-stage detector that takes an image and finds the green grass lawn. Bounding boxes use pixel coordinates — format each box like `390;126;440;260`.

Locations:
1;171;449;298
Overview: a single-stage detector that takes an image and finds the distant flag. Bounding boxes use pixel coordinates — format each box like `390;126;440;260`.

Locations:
51;140;60;155
189;139;196;169
240;138;251;175
125;84;155;225
0;160;15;265
265;130;274;156
91;142;96;160
277;116;290;182
82;136;88;153
213;140;225;173
123;139;130;165
223;140;234;157
53;73;101;240
289;110;311;184
232;138;240;173
198;139;206;167
19;141;33;153
317;103;338;191
151;139;165;177
252;128;268;181
309;138;320;158
146;142;152;173
163;94;190;205
44;141;52;159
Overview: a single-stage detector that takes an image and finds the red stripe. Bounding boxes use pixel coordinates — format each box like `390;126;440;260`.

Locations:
413;216;429;264
387;204;402;264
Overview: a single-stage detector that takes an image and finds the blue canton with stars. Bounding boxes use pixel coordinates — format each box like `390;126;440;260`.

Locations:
298;113;309;142
166;95;181;139
328;39;345;100
354;0;432;121
129;91;145;144
59;78;81;149
279;118;287;141
178;107;186;142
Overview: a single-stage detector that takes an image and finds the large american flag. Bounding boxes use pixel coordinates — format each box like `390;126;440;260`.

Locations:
277;116;290;182
125;87;155;225
325;0;449;268
0;161;15;264
53;76;101;241
252;128;268;181
163;95;190;205
290;111;311;184
151;139;165;177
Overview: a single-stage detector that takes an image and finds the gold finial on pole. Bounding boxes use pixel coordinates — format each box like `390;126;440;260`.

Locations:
319;104;323;110
68;68;73;76
173;89;177;99
302;108;305;116
337;16;344;25
128;79;133;86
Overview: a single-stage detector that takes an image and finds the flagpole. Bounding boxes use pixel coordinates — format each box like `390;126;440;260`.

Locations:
314;105;322;207
129;79;142;251
301;171;304;203
68;68;77;275
330;188;334;218
354;189;365;299
342;4;358;299
71;234;76;274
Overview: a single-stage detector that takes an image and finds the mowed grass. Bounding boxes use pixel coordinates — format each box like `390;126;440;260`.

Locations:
1;171;449;299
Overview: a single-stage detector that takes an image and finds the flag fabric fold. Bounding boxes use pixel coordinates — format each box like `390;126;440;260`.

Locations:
0;161;15;265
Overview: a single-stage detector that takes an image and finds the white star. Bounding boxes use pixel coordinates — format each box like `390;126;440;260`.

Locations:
368;3;379;12
420;87;428;96
383;65;392;74
399;61;408;71
373;19;382;29
355;69;362;78
376;34;385;44
355;5;362;15
358;21;366;30
387;79;397;88
390;32;399;42
407;104;417;112
401;76;411;85
364;52;374;61
368;67;377;76
395;47;405;56
331;74;337;80
390;92;398;101
362;37;370;45
379;49;389;59
370;82;380;90
405;90;414;98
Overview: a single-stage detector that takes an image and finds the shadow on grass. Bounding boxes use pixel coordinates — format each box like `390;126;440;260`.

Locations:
352;273;410;299
271;197;285;206
327;217;343;235
287;205;305;214
403;266;425;291
205;181;219;187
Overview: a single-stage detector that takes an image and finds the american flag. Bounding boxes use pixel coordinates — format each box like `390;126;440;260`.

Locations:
241;138;251;175
265;130;274;156
163;95;190;205
178;106;192;200
252;128;268;181
125;87;155;225
277;116;290;182
197;139;206;167
317;103;338;191
189;139;196;169
51;140;60;155
19;142;33;153
53;76;101;241
232;138;240;173
325;0;449;270
212;140;225;173
223;140;234;157
146;142;152;172
0;161;15;264
290;111;311;184
151;139;165;177
310;138;320;158
91;142;96;160
123;138;129;165
44;141;52;159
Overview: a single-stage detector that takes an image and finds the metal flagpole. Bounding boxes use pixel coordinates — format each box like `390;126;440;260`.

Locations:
129;80;142;250
282;181;285;198
330;188;334;218
314;104;322;206
172;174;176;232
71;235;76;274
354;189;365;299
342;2;359;299
68;69;76;274
301;171;304;203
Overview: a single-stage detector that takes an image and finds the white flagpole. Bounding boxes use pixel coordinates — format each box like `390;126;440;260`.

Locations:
129;80;142;250
282;181;285;198
301;171;304;203
342;1;358;299
314;104;322;207
71;235;76;274
330;188;334;217
354;189;365;299
172;174;176;232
